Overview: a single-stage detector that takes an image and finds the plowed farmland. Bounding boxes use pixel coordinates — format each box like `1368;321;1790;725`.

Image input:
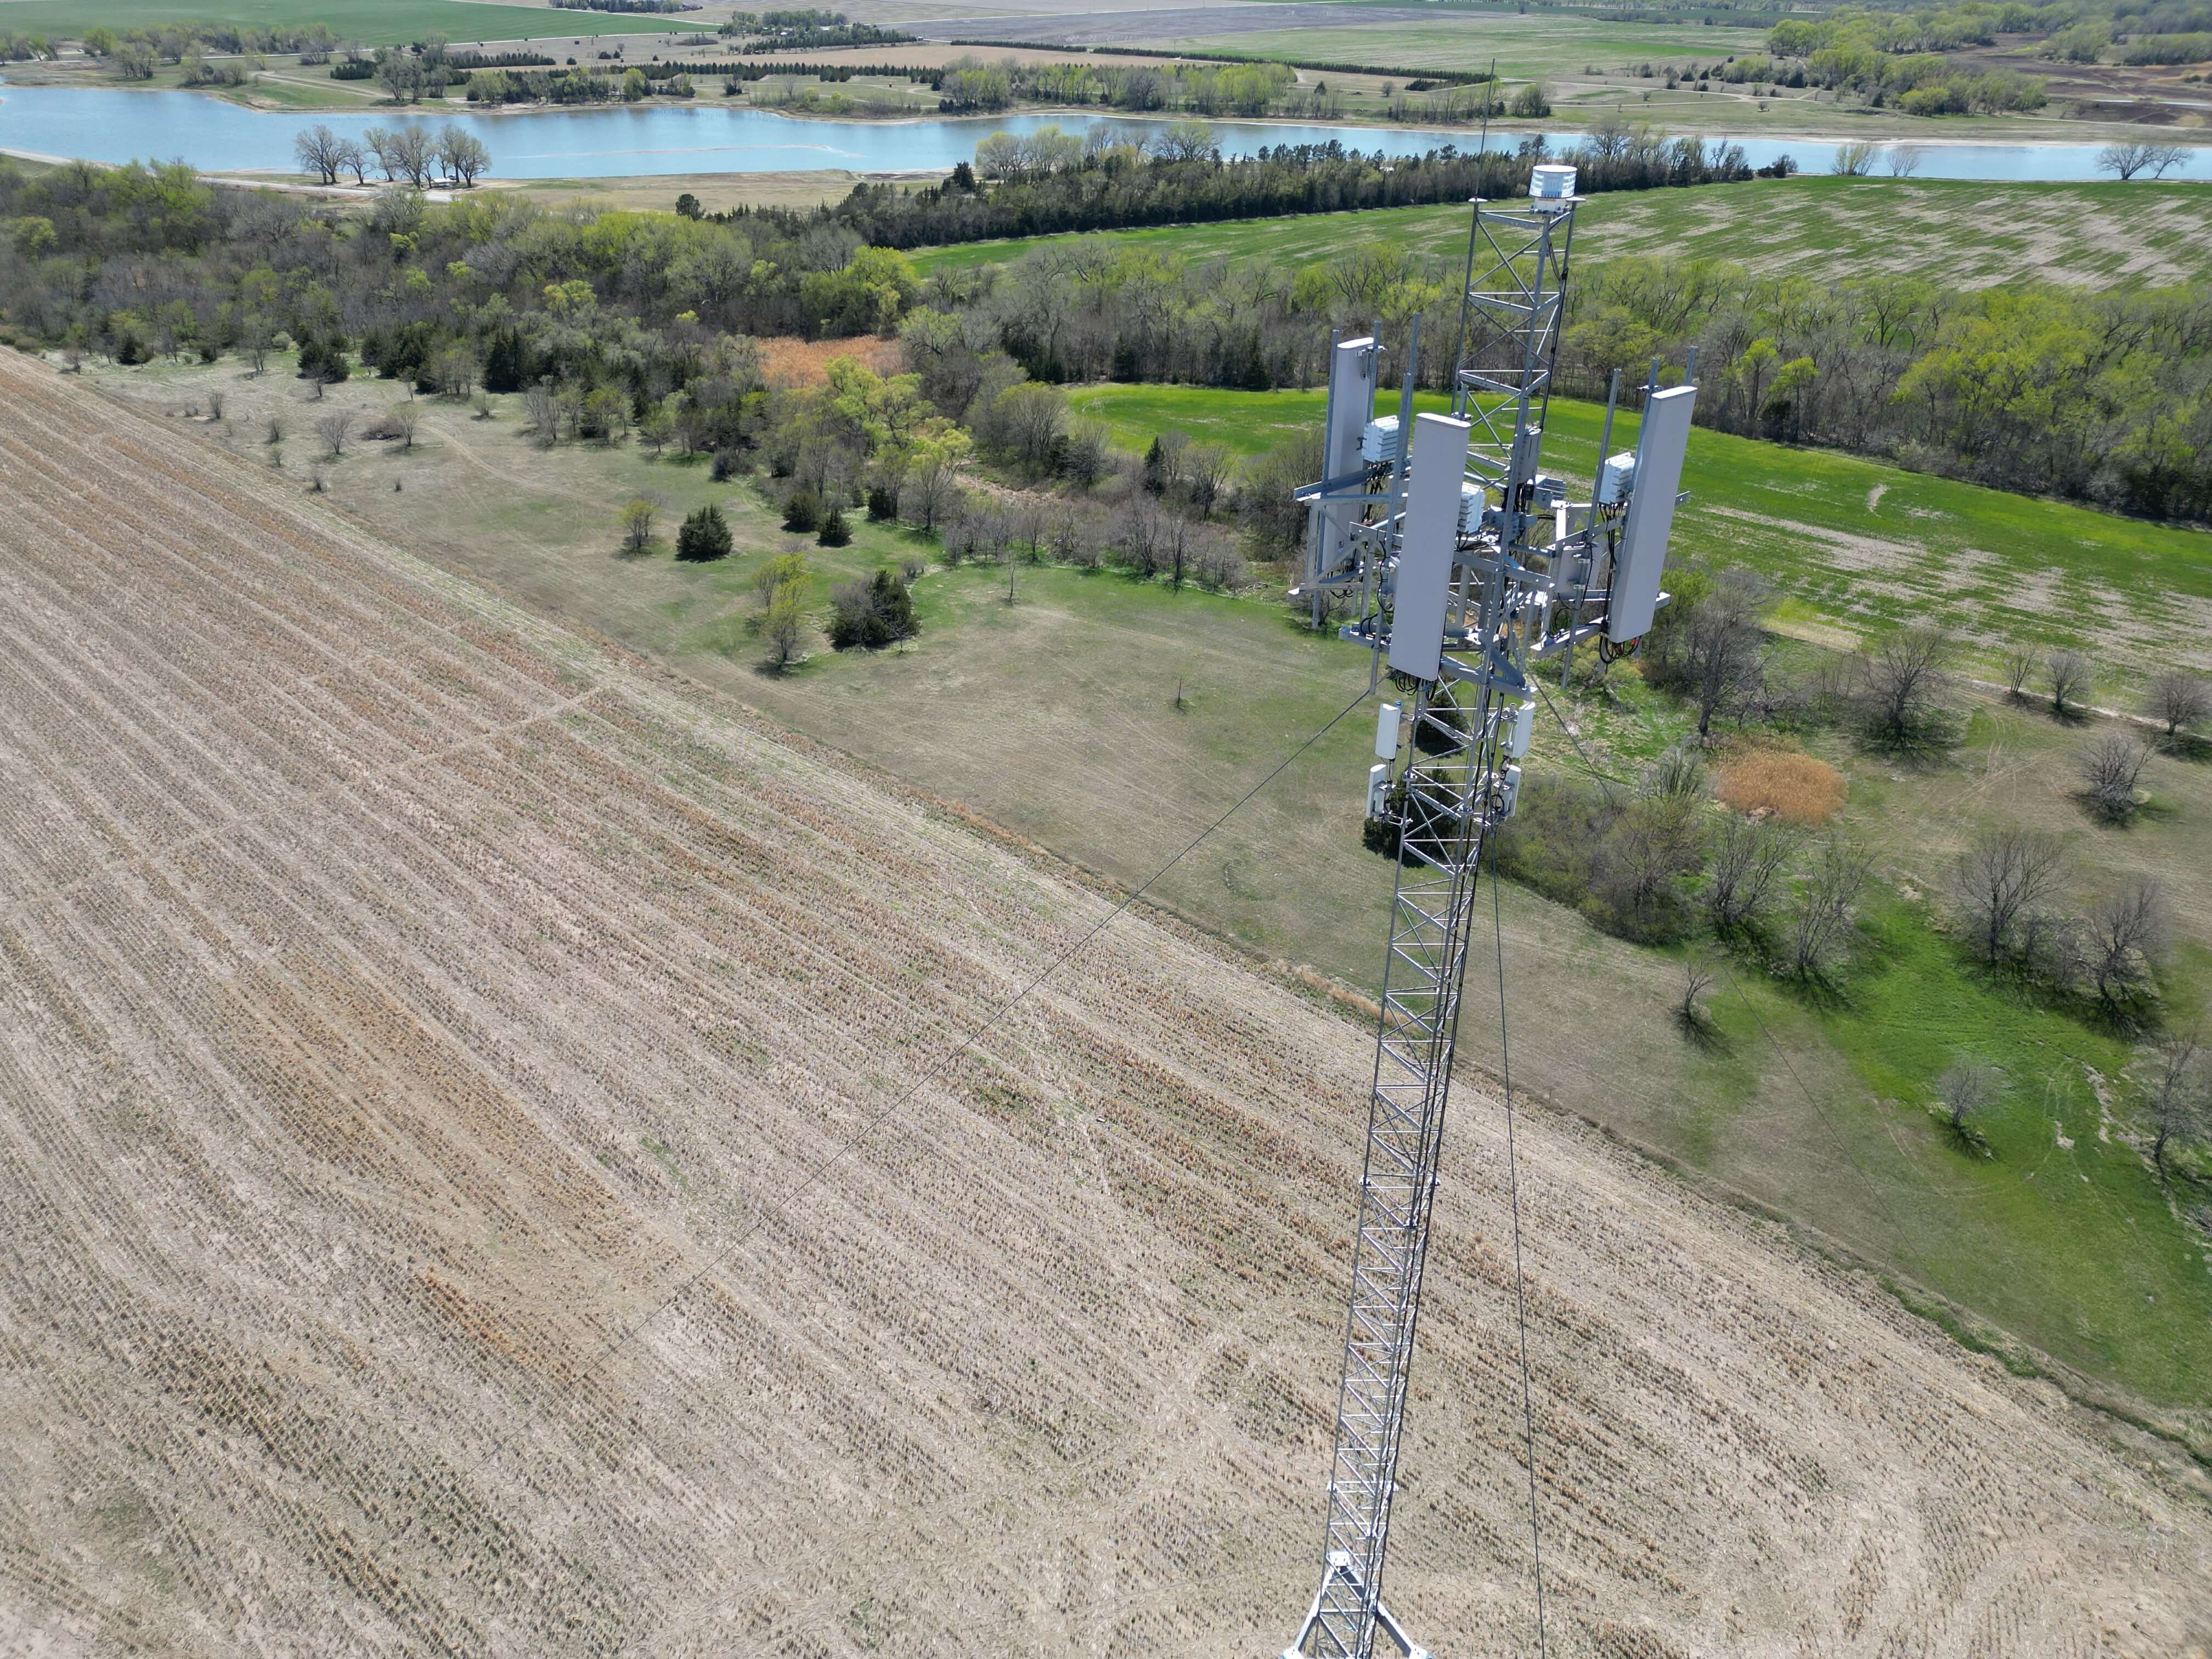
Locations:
2;346;2208;1656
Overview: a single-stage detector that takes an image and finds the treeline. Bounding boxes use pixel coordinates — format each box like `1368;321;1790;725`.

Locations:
715;8;912;48
549;0;696;13
1561;252;2212;520
1769;0;2212;76
758;135;1779;251
730;22;914;49
0;155;920;399
81;19;340;61
1074;42;1492;83
898;219;2208;519
466;64;695;101
934;55;1302;116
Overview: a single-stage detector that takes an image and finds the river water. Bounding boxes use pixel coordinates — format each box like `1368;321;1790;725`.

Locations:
0;80;2194;183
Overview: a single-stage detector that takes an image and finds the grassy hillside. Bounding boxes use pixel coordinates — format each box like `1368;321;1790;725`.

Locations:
915;176;2212;288
0;0;655;44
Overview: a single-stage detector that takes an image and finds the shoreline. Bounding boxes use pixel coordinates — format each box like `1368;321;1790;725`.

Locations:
9;72;2212;154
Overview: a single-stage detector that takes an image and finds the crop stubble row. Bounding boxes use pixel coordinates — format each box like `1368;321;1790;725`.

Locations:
0;349;2206;1656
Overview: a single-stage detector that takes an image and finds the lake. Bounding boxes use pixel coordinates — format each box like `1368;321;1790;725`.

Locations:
0;80;2195;183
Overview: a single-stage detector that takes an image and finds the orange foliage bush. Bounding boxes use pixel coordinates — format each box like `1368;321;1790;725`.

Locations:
757;334;904;388
1715;749;1846;826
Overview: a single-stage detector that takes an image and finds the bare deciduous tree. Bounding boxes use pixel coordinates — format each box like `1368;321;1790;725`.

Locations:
2001;646;2036;701
523;379;561;448
1706;814;1796;934
292;123;346;187
2081;877;2171;1017
1677;957;1716;1028
314;409;353;458
1598;791;1702;922
2077;730;2149;823
1936;1057;2002;1149
2046;647;2092;719
385;403;417;450
1859;625;1951;751
2143;669;2210;744
436;124;490;188
1785;837;1876;980
1185;441;1235;518
2141;1031;2208;1173
2097;139;2189;180
1951;827;2068;964
1683;569;1770;741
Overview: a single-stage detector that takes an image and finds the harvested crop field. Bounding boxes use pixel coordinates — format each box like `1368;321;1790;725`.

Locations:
2;344;2209;1656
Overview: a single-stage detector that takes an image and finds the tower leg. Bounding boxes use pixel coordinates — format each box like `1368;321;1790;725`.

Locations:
1283;1553;1431;1659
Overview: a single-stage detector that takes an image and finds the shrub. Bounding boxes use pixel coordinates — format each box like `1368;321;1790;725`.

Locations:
618;497;656;556
676;503;733;562
781;487;821;533
827;569;918;650
1713;749;1845;826
710;448;749;481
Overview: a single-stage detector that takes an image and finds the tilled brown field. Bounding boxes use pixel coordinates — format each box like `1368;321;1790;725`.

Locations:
2;346;2208;1657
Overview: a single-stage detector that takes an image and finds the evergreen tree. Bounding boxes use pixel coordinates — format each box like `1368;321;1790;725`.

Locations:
675;503;733;562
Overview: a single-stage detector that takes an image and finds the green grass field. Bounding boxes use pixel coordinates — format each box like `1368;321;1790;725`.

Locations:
0;0;660;45
915;177;2212;290
87;352;2212;1424
1065;381;2212;690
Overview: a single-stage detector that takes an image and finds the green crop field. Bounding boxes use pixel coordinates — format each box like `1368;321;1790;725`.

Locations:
913;177;2212;290
0;0;659;45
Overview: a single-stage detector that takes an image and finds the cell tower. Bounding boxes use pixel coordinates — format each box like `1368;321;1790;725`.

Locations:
1281;166;1698;1659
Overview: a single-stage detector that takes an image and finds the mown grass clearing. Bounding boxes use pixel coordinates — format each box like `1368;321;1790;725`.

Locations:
913;177;2212;289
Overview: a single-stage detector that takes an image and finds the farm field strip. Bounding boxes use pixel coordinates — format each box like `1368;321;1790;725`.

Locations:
910;179;2212;289
2;348;2206;1652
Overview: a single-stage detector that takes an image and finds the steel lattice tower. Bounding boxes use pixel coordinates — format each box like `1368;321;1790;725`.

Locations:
1285;185;1593;1659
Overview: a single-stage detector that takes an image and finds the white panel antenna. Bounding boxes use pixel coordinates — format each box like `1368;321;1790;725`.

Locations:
1306;337;1380;593
1385;415;1472;682
1606;383;1697;643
